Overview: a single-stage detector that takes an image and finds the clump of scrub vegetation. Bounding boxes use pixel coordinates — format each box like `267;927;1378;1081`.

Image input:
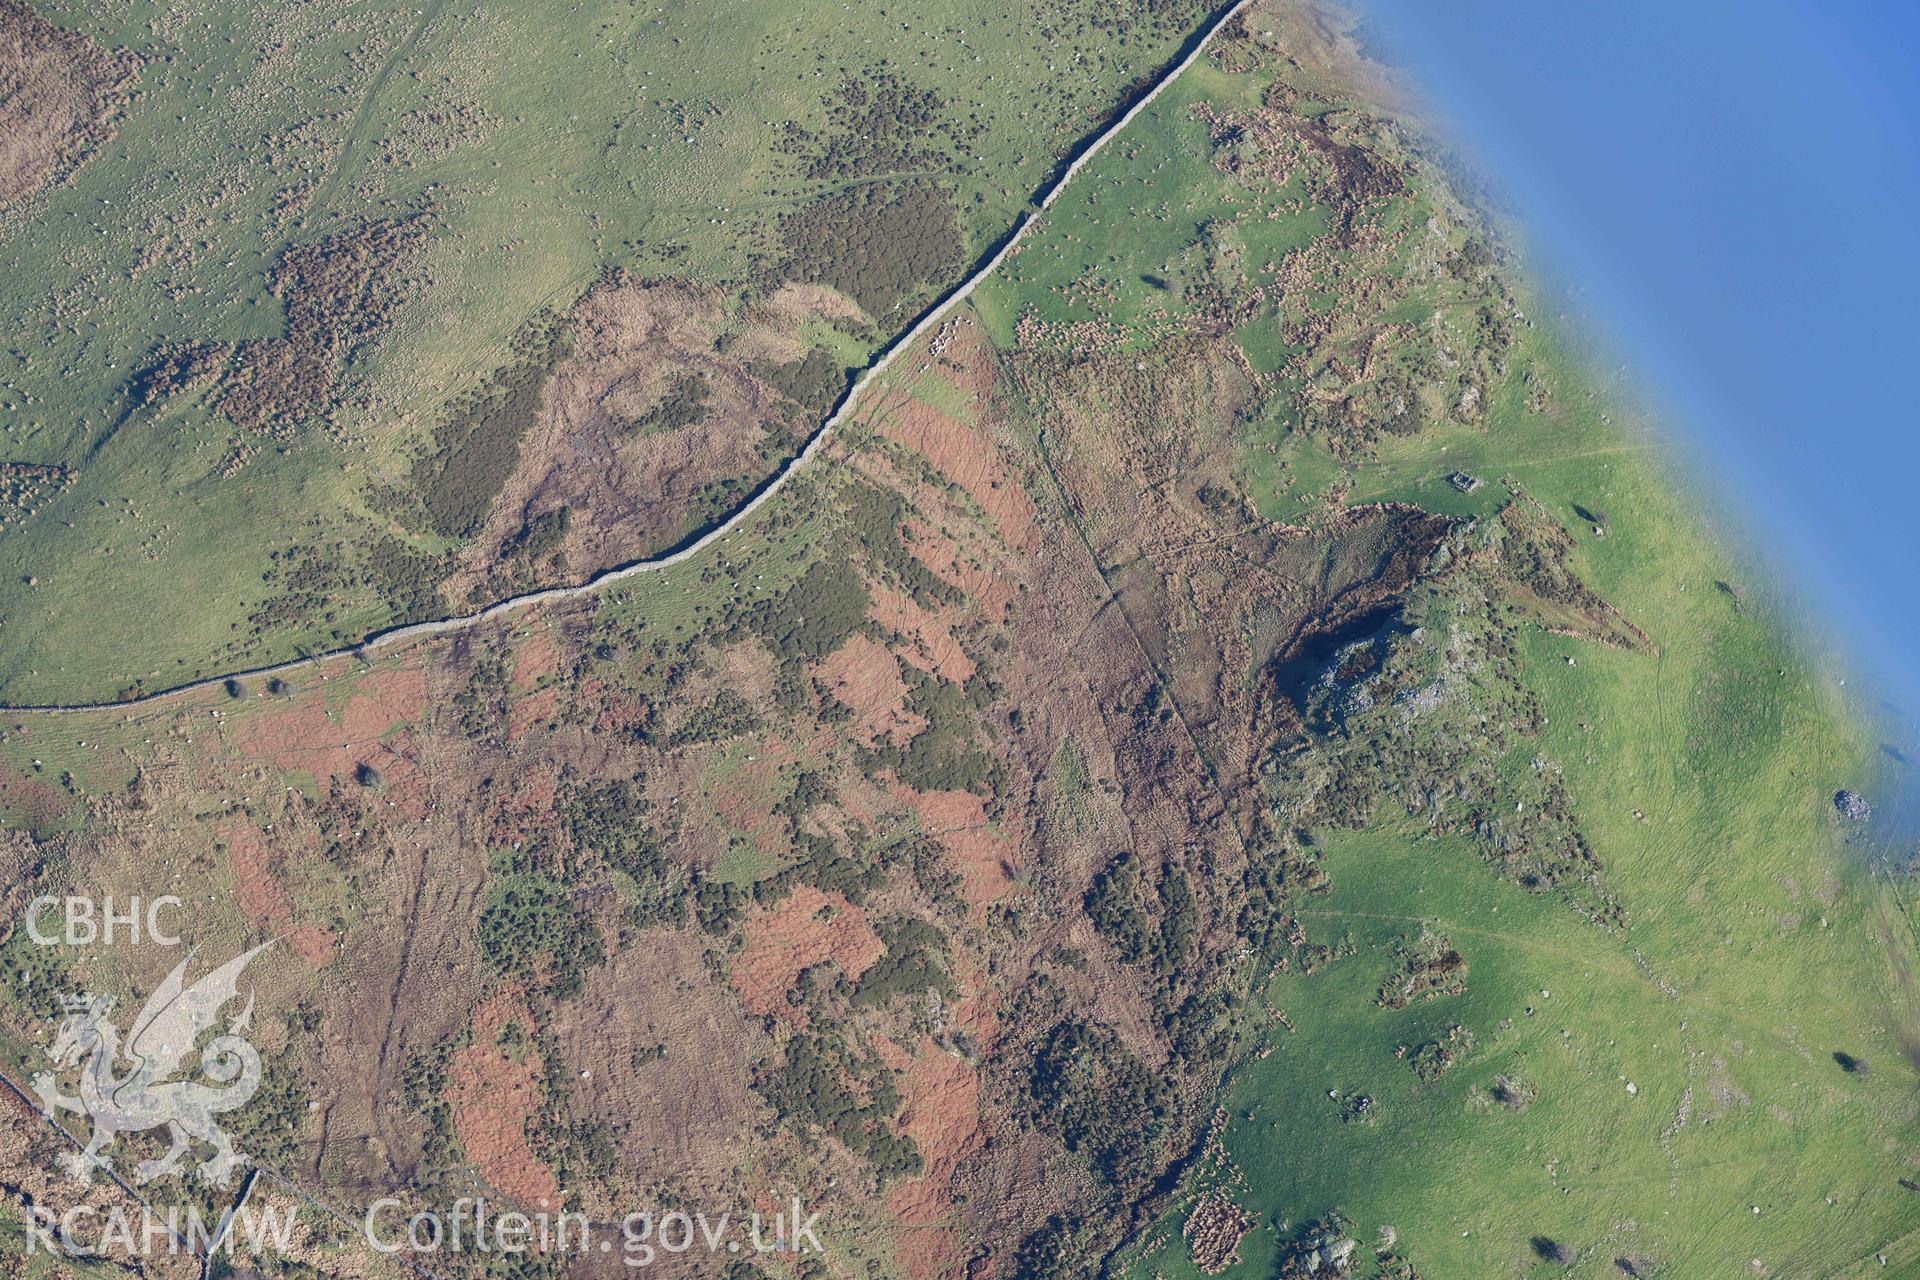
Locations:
754;1034;921;1182
780;181;964;318
407;311;573;539
476;866;605;997
625;372;710;435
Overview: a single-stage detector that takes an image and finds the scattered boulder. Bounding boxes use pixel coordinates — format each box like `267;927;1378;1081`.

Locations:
1834;789;1872;822
1312;1236;1358;1273
1274;1214;1361;1278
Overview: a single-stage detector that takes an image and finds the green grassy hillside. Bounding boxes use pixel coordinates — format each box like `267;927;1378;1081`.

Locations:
0;0;1220;702
964;9;1920;1271
1122;348;1920;1276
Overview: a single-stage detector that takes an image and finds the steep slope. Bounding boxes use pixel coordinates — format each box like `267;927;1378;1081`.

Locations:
0;4;1914;1280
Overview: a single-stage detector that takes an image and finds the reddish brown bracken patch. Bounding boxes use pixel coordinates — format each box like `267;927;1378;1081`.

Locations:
226;821;291;927
811;631;924;746
232;665;428;813
571;676;649;733
222;821;336;968
731;885;883;1025
0;757;66;830
887;782;1018;911
870;584;975;683
884;1038;986;1280
445;991;562;1210
903;516;1018;624
876;398;1035;552
507;685;560;744
510;629;563;690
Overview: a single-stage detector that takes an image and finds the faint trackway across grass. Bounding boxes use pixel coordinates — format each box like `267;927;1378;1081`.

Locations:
74;0;452;477
303;0;450;234
2;0;1256;715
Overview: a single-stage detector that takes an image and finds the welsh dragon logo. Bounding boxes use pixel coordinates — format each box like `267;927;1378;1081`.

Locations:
32;944;270;1188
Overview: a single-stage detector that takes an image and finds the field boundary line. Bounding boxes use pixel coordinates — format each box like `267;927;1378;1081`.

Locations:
2;0;1255;715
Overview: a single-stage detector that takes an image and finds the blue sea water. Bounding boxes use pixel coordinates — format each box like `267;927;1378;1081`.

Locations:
1354;0;1920;728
